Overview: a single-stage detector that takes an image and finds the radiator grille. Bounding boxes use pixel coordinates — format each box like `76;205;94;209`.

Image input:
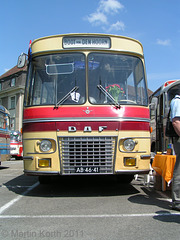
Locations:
59;136;116;174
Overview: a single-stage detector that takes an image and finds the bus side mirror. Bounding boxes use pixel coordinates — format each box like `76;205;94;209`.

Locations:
149;103;155;117
149;102;155;110
17;53;26;68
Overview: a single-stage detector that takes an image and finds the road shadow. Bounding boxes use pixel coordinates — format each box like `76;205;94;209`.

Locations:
153;210;180;224
4;174;139;197
128;186;171;210
128;186;180;223
2;174;38;194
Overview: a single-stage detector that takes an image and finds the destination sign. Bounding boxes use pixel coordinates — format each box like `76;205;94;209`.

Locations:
63;37;111;49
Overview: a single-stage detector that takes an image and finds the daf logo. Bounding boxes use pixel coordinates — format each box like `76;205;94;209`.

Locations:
68;126;107;132
84;126;92;132
99;126;107;132
68;126;76;132
83;107;92;114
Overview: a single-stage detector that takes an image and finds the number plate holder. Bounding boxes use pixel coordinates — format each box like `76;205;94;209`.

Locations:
75;166;100;174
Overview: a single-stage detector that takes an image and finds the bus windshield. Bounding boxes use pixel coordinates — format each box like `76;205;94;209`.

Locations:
24;52;148;106
88;53;148;105
25;53;86;106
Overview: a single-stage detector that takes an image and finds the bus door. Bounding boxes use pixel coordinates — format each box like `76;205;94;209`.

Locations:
150;96;158;152
155;94;164;152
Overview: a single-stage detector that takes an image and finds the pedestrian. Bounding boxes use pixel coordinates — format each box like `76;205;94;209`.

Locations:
171;90;180;211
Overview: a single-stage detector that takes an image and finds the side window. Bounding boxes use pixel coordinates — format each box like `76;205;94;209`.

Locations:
135;61;147;105
24;62;33;106
32;71;42;105
137;79;147;105
127;73;136;101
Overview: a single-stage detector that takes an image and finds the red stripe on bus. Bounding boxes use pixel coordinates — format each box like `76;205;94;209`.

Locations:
23;121;150;132
23;106;150;119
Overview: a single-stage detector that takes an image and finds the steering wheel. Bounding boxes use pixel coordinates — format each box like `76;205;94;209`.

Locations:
89;97;97;104
119;99;136;104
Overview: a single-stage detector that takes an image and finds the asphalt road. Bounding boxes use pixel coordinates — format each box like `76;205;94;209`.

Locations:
0;160;180;240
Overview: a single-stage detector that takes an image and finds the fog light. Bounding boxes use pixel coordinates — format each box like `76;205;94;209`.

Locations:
124;157;136;166
38;159;51;167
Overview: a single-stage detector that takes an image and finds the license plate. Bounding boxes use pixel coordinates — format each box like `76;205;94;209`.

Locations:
75;167;100;174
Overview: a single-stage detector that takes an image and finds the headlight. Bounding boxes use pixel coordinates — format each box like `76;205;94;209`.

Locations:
123;139;136;151
39;140;52;152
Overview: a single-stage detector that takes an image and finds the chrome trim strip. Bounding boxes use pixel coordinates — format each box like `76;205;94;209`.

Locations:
115;169;150;174
23;117;150;123
140;155;151;159
24;170;59;176
24;169;150;175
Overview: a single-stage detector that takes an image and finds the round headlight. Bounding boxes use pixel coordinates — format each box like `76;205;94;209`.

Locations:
40;140;52;152
123;139;135;151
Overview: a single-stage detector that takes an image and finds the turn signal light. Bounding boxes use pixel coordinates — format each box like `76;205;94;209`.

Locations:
124;157;136;166
38;159;51;168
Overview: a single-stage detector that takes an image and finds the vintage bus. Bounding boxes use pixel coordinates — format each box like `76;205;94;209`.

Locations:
18;33;151;184
150;79;180;154
10;131;23;159
0;105;10;164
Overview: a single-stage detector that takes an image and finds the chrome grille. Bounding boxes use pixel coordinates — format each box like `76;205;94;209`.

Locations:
59;136;116;174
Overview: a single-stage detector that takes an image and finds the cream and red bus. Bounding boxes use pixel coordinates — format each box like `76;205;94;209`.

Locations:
10;131;23;159
18;33;151;184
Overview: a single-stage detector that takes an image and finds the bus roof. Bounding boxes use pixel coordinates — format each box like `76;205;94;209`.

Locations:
150;79;180;99
162;79;180;90
30;33;144;58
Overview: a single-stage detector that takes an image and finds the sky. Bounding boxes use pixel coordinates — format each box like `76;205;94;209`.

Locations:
0;0;180;92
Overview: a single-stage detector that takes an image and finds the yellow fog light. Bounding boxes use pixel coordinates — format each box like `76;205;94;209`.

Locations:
38;159;51;168
124;157;136;166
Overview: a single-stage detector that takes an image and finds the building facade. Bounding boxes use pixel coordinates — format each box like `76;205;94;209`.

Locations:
0;64;27;132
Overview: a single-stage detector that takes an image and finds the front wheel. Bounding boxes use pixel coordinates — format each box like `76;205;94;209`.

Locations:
115;175;134;184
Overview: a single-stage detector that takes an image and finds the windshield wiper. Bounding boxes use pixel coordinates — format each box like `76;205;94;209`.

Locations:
55;86;79;107
97;85;120;108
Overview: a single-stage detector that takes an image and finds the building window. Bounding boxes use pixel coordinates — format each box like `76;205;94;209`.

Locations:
11;78;16;87
11;96;15;109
